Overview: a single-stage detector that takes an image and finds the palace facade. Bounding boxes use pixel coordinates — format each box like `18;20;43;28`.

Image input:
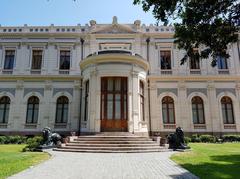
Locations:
0;17;239;136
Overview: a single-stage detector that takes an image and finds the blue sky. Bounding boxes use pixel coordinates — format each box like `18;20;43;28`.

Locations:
0;0;156;26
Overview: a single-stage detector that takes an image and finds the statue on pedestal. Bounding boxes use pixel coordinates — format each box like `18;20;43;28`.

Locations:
42;127;62;146
167;127;190;150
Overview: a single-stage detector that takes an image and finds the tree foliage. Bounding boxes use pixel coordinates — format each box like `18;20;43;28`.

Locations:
134;0;240;66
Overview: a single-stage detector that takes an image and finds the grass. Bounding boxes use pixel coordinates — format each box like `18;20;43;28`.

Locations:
0;145;50;179
171;143;240;179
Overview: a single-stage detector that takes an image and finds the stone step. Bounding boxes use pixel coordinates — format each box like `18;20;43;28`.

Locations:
65;143;159;147
70;140;154;144
59;146;163;150
74;138;152;141
78;135;147;138
53;148;169;153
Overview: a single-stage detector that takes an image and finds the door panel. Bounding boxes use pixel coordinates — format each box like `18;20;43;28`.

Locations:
101;77;128;132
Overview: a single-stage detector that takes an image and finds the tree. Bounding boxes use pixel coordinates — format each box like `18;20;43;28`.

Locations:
133;0;239;66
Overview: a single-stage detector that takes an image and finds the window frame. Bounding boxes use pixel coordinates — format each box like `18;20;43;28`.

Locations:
191;96;205;124
59;49;71;70
0;96;10;124
221;96;235;124
3;49;15;70
160;50;172;70
162;96;175;124
31;49;43;70
55;96;69;124
26;96;39;124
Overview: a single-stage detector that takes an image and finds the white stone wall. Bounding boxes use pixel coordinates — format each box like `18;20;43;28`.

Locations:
0;21;239;135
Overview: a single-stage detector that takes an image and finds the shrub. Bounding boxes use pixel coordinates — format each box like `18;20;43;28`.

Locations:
191;134;201;143
0;135;27;144
199;135;216;143
0;136;7;144
23;136;43;152
222;135;240;142
184;137;191;144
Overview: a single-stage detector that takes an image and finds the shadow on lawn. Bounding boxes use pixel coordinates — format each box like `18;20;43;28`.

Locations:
180;155;240;179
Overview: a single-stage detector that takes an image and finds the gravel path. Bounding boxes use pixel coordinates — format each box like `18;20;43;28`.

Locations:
8;150;198;179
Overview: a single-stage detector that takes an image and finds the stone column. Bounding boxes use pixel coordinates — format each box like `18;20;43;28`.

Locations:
131;70;140;133
235;82;240;131
72;80;81;132
207;81;221;135
14;80;24;130
178;81;189;131
89;67;98;132
43;80;53;129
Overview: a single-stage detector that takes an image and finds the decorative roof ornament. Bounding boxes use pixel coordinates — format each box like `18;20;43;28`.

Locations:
112;16;118;25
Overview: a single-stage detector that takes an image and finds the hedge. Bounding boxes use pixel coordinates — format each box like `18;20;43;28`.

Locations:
185;134;240;143
0;136;27;144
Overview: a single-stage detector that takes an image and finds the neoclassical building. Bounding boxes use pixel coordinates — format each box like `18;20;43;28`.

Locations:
0;17;239;136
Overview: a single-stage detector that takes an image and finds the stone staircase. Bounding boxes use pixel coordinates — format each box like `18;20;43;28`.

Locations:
54;133;168;153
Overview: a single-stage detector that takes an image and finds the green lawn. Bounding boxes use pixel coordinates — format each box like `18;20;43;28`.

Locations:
0;145;50;179
171;143;240;179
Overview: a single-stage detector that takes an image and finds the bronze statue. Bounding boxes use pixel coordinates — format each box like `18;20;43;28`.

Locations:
42;127;62;146
167;127;190;150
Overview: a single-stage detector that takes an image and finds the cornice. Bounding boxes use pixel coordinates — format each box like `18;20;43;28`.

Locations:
80;53;149;71
147;75;240;81
0;75;82;81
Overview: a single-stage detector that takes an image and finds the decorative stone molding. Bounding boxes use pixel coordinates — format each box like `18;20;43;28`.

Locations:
16;80;24;90
45;80;53;90
178;81;186;90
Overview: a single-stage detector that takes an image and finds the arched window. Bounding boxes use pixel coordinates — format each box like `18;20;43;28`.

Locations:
0;96;10;124
162;96;175;124
221;96;235;124
26;96;39;124
192;96;205;124
55;96;69;123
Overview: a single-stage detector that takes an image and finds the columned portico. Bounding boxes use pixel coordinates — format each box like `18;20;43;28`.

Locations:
80;52;149;134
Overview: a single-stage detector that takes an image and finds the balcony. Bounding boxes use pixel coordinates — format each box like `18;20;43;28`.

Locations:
59;70;70;75
223;124;236;129
193;124;206;129
190;69;201;75
30;69;41;74
218;69;229;75
161;69;172;75
2;69;13;74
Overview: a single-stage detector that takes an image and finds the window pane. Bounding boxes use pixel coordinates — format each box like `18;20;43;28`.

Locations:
0;109;4;123
56;108;62;123
169;109;175;123
162;108;167;124
4;50;15;69
107;94;113;119
160;51;171;69
222;104;227;124
32;50;42;69
192;109;198;124
63;108;68;123
26;109;33;123
60;50;70;70
33;109;39;123
227;109;234;124
123;95;127;119
115;94;121;119
107;78;113;91
198;109;205;124
115;78;121;91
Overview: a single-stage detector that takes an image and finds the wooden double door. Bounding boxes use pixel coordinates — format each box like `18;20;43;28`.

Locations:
101;77;128;132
